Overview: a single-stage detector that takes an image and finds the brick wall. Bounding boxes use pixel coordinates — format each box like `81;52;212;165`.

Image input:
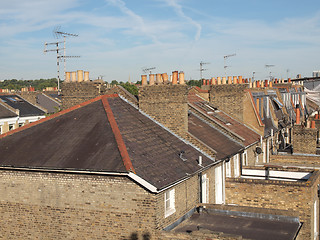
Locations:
270;154;320;166
61;82;106;110
0;171;158;239
225;169;320;240
292;125;317;154
139;84;188;137
209;84;248;122
0;167;224;240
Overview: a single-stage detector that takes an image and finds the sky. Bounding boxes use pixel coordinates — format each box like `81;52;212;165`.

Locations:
0;0;320;82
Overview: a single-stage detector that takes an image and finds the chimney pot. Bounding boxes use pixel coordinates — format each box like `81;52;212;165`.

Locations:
222;77;226;84
149;74;155;85
217;77;221;85
77;70;83;82
211;77;216;85
233;76;237;84
269;81;273;88
296;108;300;125
84;71;89;82
172;71;178;85
156;73;162;84
203;79;206;86
311;121;316;128
179;71;185;84
65;72;71;82
307;120;311;128
162;73;168;83
256;80;260;88
141;75;147;86
71;72;77;82
238;76;243;84
227;76;232;84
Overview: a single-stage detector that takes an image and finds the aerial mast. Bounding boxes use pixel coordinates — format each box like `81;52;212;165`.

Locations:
199;61;210;80
44;26;79;94
224;53;236;77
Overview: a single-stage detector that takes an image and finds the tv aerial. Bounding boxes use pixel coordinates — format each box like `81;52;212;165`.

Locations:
142;67;156;74
265;64;275;81
44;26;80;93
224;53;236;77
199;61;210;80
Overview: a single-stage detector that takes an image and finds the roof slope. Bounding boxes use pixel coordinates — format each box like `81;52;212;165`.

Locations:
0;95;45;117
0;99;125;172
0;104;17;119
108;97;213;189
188;93;260;147
0;95;214;190
36;93;60;114
188;113;243;160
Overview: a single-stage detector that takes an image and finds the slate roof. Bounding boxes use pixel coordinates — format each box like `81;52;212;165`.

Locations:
188;93;260;147
36;93;60;114
0;95;214;190
0;104;17;119
188;113;244;160
0;95;45;117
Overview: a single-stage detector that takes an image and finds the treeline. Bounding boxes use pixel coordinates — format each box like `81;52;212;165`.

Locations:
0;78;58;91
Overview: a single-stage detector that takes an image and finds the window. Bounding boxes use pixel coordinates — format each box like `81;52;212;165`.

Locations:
164;189;175;218
242;150;248;166
226;160;231;177
234;154;240;177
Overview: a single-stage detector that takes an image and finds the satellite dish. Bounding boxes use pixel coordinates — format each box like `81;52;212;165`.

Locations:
256;146;262;155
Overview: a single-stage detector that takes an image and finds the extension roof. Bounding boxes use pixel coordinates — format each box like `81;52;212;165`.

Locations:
188;113;244;160
0;95;45;117
188;93;260;148
0;94;214;190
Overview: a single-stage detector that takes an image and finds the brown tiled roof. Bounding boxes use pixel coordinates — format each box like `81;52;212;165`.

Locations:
0;95;214;190
188;93;260;147
188;113;244;160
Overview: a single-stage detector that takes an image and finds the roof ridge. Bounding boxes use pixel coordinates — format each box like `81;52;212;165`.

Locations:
101;96;135;174
0;94;118;139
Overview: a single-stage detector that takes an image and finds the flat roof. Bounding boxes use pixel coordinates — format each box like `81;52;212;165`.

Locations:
172;211;300;240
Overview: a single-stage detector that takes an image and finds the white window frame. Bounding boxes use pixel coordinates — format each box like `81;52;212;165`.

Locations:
226;160;231;177
201;174;209;203
234;154;240;177
242;150;248;166
164;189;175;218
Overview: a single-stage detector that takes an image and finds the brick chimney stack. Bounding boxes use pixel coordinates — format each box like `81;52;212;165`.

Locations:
139;71;188;137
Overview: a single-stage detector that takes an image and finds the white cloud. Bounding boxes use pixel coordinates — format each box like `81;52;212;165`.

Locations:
163;0;202;41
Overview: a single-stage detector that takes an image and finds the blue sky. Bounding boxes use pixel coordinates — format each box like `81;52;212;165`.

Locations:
1;0;320;82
